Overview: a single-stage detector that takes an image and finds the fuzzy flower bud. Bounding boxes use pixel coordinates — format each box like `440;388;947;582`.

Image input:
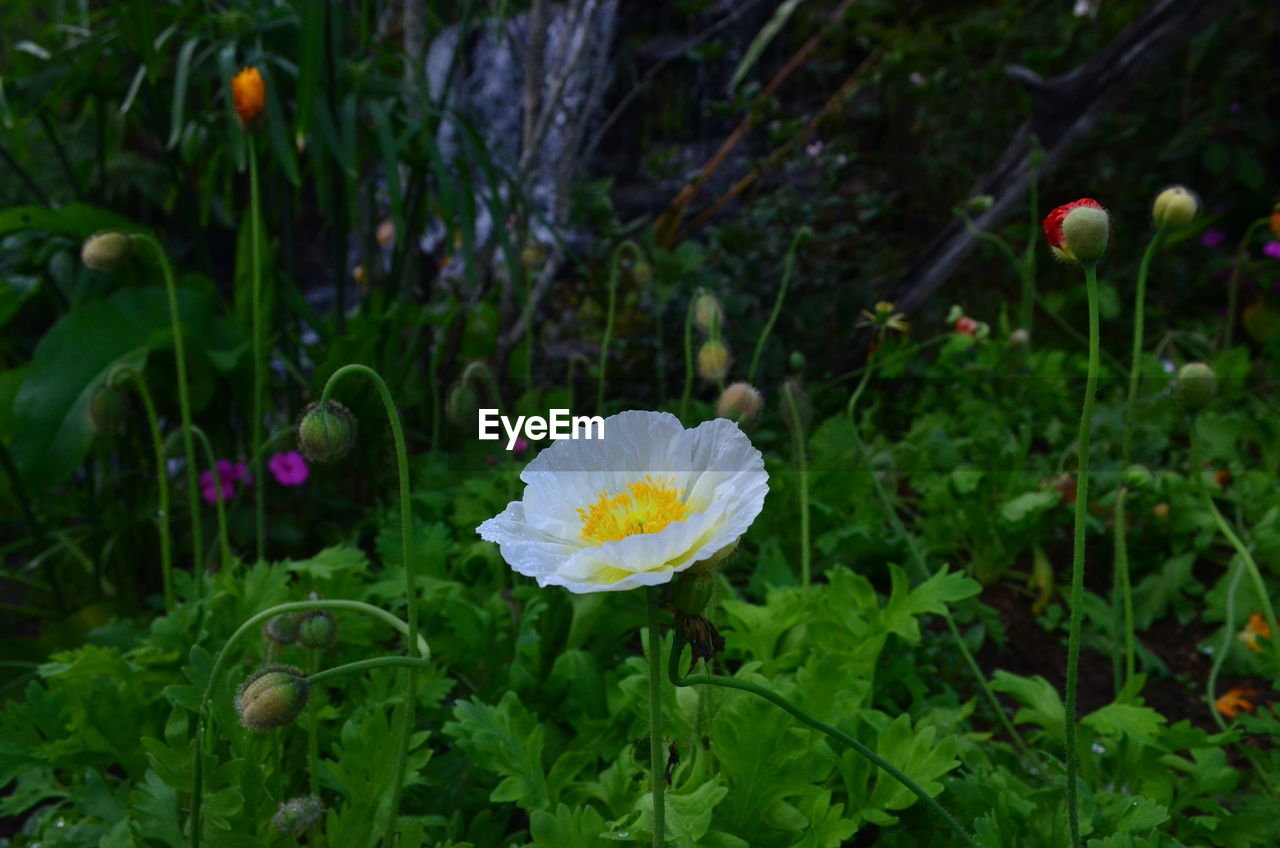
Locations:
298;610;337;651
1174;362;1216;411
671;567;715;617
231;67;266;126
263;613;300;646
273;796;323;835
1152;185;1199;228
81;232;133;271
235;666;309;732
631;259;652;286
692;293;724;334
779;379;812;434
716;382;763;424
445;381;480;430
296;400;357;463
1043;198;1109;264
788;351;806;372
88;383;129;436
696;340;731;381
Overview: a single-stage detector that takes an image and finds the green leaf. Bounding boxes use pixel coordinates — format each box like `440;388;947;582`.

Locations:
728;0;809;92
879;564;980;644
0;203;149;239
999;490;1059;523
990;671;1064;741
443;691;550;812
1082;702;1166;747
530;803;610;848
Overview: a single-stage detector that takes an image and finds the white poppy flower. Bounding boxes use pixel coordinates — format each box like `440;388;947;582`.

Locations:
477;410;768;593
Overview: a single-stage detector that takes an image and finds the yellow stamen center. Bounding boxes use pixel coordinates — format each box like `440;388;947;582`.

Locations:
577;475;691;544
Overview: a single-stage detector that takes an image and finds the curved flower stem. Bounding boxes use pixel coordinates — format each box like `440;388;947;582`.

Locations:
783;387;811;589
668;636;977;848
845;357;874;423
248;135;267;563
1114;227;1164;695
132;233;202;595
679;296;697;422
318;364;420;847
115;368;173;612
1190;418;1280;673
647;587;666;848
308;655;432;685
187;425;232;575
1223;216;1268;352
1206;560;1243;733
1064;262;1102;848
566;352;593;412
748;227;810;383
188;599;428;848
598;242;639;415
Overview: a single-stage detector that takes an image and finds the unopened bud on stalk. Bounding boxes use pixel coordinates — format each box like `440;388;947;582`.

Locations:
692;293;724;334
296;400;357;463
1174;362;1216;411
88;384;129;436
298;610;337;650
779;379;812;434
671;567;715;617
716;382;763;424
697;340;731;381
1152;185;1199;228
81;232;133;271
273;796;323;835
235;666;309;732
631;259;652;286
446;381;480;430
1122;464;1154;490
789;351;806;372
263;613;300;646
1043;198;1109;264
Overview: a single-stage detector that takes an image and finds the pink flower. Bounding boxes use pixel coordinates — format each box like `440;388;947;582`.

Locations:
1262;241;1280;260
268;451;309;486
1201;228;1228;248
954;316;978;336
199;459;251;504
510;437;530;454
805;140;824;158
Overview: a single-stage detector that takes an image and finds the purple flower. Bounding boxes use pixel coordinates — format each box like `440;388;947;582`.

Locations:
268;451;309;486
200;458;251;504
1201;228;1228;248
510;437;530;454
1263;241;1280;260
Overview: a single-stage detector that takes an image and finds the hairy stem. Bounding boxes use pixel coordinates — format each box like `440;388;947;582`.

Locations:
647;587;666;848
249;136;267;562
748;227;809;383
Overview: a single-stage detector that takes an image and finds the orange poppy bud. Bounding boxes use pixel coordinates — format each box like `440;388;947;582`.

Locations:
231;66;266;126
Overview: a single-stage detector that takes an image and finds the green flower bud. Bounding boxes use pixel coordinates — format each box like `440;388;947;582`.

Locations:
81;232;133;271
1174;362;1216;411
1121;464;1154;490
235;666;309;732
696;340;731;381
263;613;300;646
632;259;652;286
788;351;806;372
779;378;811;434
445;381;480;430
671;567;715;617
1060;205;1110;264
88;383;129;436
692;293;724;334
1008;328;1030;348
716;382;763;425
296;400;357;463
298;610;337;651
966;194;994;212
273;796;323;835
1152;185;1199;228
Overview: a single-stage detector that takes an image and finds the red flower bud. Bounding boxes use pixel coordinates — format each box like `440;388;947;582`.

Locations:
954;316;978;336
1043;198;1106;263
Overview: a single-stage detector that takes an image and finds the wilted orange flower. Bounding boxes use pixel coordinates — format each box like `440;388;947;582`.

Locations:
231;67;266;125
1237;612;1272;653
1216;686;1257;720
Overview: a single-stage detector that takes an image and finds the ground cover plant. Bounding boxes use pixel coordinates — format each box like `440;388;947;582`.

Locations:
3;1;1280;846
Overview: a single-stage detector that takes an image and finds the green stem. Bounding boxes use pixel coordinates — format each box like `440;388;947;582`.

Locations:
1223;216;1268;352
1064;263;1101;848
308;655;432;685
669;636;977;848
748;228;810;383
305;650;325;848
784;388;811;589
1114;228;1164;695
1021;141;1040;334
187;599;428;848
680;297;696;422
845;359;873;423
187;425;232;575
133;234;202;598
1206;559;1243;732
598;242;638;414
647;587;666;848
1191;419;1280;673
118;370;173;612
318;365;420;847
249;136;267;563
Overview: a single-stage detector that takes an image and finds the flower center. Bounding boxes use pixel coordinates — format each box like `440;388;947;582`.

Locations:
577;475;692;544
